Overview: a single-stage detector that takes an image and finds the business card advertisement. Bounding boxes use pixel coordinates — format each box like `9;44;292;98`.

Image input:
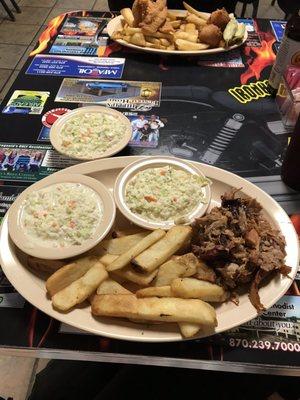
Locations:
26;55;125;79
2;90;50;115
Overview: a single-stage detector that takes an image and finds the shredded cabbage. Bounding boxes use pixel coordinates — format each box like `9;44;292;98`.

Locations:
125;166;209;222
60;113;126;158
22;183;102;248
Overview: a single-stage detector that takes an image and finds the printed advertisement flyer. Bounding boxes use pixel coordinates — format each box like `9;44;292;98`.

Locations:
237;18;262;47
0;185;27;223
270;20;286;42
55;79;162;108
125;112;166;148
220;295;300;351
2;90;50;115
26;55;125;79
0;143;78;182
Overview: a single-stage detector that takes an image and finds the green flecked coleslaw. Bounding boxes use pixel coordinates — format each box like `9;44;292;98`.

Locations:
60;113;126;158
22;183;103;248
125;166;209;222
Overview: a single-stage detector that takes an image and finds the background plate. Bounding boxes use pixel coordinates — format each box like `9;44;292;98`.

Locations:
0;156;298;342
107;12;248;56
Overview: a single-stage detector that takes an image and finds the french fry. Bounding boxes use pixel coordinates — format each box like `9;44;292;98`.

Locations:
97;278;131;295
121;8;135;27
159;38;171;46
52;262;108;311
175;39;209;51
155;257;197;287
169;20;181;28
124;26;142;35
92;294;217;326
133;226;192;273
101;232;148;255
129;318;163;324
142;31;173;40
46;256;99;297
183;2;210;20
129;32;146;47
111;30;124;40
194;259;216;283
136;286;172;298
174;31;198;42
145;36;161;45
177;253;202;270
167;10;187;19
112;227;146;238
107;229;166;272
167;44;175;50
171;278;229;302
144;41;155;48
186;13;207;27
178;322;201;338
185;22;197;32
122;35;132;43
167;11;179;20
99;253;118;266
113;265;158;286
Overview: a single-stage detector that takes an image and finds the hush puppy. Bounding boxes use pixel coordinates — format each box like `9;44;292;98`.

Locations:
198;24;222;47
208;8;230;31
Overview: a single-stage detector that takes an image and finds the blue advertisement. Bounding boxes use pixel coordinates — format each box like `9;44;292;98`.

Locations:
270;20;286;42
26;55;125;79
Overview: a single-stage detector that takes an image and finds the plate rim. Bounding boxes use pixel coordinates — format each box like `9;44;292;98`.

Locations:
1;156;298;342
107;13;248;56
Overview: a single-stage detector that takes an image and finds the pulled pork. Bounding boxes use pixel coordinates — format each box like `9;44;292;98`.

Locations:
192;189;290;312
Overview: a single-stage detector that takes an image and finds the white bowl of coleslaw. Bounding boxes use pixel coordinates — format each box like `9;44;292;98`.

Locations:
8;173;116;259
114;156;211;230
50;106;132;160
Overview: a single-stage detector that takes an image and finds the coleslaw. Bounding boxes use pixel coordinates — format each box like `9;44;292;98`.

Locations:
125;166;209;222
60;112;127;158
21;183;103;248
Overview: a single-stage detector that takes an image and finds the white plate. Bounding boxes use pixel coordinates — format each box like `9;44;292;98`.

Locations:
114;156;211;230
7;173;116;260
50;106;132;161
0;156;298;342
107;12;248;56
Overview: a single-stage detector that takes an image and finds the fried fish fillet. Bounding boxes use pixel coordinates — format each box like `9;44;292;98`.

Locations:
133;0;167;34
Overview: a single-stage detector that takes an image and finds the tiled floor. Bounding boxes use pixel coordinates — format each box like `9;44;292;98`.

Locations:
0;0;109;102
0;357;50;400
0;0;286;398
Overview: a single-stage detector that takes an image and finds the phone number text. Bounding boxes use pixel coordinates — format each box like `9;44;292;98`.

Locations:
228;338;300;352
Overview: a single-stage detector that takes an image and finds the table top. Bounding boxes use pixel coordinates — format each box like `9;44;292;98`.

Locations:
0;10;299;376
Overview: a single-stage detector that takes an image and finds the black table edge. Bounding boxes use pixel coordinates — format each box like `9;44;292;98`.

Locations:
1;346;299;376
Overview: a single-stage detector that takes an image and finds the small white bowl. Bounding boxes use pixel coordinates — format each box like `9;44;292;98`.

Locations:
8;173;116;260
114;156;211;230
50;106;132;161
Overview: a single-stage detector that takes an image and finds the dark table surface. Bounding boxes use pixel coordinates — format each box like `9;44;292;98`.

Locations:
0;11;299;376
